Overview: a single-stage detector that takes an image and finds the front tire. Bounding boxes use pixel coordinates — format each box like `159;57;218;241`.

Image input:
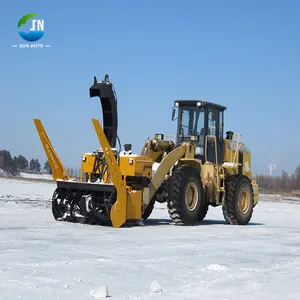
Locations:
142;199;155;220
167;165;206;225
222;174;254;225
198;202;209;221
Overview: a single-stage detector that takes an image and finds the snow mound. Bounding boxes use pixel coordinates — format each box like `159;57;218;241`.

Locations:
0;168;7;176
90;286;109;298
151;280;163;293
205;264;229;271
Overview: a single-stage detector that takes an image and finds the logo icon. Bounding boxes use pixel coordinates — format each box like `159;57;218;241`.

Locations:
244;161;250;173
17;13;44;42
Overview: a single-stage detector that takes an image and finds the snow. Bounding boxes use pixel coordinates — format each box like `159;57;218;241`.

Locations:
90;286;109;298
19;172;53;180
119;151;138;157
0;177;54;202
150;280;163;293
1;177;300;299
0;170;53;181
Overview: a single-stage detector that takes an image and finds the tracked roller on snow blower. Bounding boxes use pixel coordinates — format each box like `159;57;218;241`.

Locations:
34;73;259;228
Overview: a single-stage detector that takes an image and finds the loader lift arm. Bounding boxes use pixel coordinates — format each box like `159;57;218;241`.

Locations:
149;144;187;200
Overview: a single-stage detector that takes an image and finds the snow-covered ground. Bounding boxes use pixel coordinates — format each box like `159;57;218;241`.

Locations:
0;169;53;181
19;172;53;181
1;177;300;300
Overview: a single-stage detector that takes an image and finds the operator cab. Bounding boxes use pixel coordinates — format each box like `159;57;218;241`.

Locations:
172;100;227;164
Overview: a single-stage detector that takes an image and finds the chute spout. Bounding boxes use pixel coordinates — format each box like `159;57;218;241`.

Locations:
89;74;118;148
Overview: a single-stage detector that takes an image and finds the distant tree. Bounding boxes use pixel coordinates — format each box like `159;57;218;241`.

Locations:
29;159;35;172
75;167;80;179
0;150;12;170
15;155;28;171
0;150;18;175
44;161;52;174
35;159;41;173
29;158;41;173
289;173;297;190
295;165;300;188
66;167;80;178
280;170;288;189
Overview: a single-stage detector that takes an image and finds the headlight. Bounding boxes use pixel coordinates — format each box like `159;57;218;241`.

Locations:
190;135;199;141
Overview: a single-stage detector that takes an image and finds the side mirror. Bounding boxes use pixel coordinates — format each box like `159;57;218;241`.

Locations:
172;107;178;121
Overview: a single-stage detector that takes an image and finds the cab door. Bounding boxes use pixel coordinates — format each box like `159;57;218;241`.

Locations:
206;106;223;165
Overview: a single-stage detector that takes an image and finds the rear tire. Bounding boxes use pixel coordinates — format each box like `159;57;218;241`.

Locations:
167;165;206;225
222;174;254;225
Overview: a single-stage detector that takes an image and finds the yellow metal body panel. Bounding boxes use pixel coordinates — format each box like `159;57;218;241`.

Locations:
223;139;232;162
252;183;258;206
184;143;195;159
126;190;142;220
119;156;152;177
242;151;251;178
223;138;252;179
81;153;96;174
223;139;236;176
178;158;202;170
92;118;127;228
81;153;110;183
33;119;70;181
201;163;215;189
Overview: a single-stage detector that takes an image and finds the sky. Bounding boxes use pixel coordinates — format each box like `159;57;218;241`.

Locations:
0;0;299;176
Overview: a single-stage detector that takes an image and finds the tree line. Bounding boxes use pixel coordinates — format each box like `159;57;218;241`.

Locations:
0;150;42;175
44;161;81;179
0;149;80;179
257;166;300;191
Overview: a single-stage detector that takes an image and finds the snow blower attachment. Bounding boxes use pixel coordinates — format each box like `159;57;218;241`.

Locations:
34;74;259;228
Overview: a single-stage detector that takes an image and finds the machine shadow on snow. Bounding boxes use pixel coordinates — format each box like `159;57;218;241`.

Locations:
33;73;261;230
141;218;265;227
49;217;265;228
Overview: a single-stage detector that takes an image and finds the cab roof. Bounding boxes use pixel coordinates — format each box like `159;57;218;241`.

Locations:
174;100;227;111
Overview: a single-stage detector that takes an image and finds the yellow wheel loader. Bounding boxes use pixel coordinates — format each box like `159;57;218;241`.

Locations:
33;74;258;228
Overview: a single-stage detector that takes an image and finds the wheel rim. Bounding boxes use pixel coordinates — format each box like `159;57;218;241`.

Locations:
185;182;198;211
238;187;250;215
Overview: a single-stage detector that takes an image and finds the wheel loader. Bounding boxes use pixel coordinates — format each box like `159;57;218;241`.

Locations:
33;74;258;228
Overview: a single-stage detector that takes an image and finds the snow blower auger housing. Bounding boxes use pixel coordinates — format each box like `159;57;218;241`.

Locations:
33;74;259;228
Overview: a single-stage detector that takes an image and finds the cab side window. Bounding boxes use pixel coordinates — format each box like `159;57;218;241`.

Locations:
208;108;217;136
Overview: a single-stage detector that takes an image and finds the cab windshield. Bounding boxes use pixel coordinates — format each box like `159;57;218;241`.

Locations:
179;107;205;137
